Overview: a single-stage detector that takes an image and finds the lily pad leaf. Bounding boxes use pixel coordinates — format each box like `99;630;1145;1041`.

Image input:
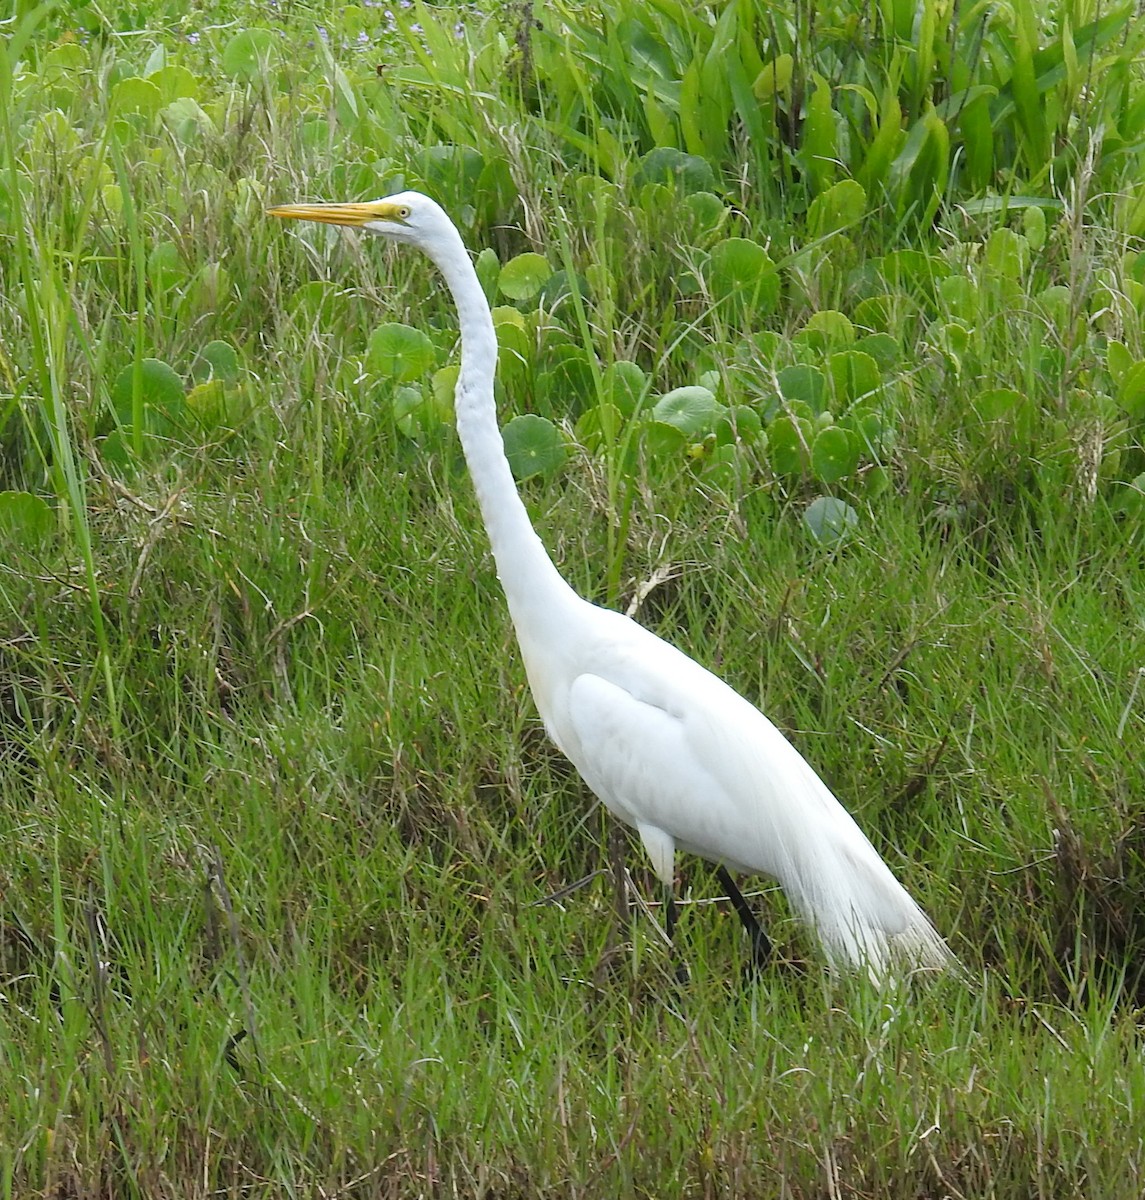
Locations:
811;425;860;484
367;323;436;382
652;386;722;437
778;364;828;413
502;414;566;480
111;357;186;435
707;238;780;314
221;28;280;82
498;253;552;303
191;340;240;385
803;496;859;546
0;491;54;546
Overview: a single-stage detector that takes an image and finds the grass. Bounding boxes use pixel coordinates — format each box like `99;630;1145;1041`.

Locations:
3;0;1145;1196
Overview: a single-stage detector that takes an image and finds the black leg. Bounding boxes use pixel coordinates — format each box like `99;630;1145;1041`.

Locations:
663;881;690;985
716;864;772;976
608;822;632;933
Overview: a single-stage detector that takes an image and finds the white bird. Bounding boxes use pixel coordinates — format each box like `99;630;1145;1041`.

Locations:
268;191;953;983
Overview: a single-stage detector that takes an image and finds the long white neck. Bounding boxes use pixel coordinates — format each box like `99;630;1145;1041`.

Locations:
421;227;579;633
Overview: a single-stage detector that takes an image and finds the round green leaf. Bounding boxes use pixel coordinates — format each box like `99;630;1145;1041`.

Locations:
707;238;780;314
767;413;811;476
777;365;827;414
151;64;199;103
162;97;216;143
828;350;881;404
147;240;183;292
635;147;717;194
684;191;728;232
1117;362;1145;420
716;405;763;446
652;386;723;437
801;310;855;349
498;253;552;302
0;491;54;547
806;179;867;238
431;366;459;423
367;323;437;382
191;340;240;385
502;414;566;480
855;333;900;369
803;496;859;546
109;76;163;117
392;385;439;439
222;28;280;82
811;425;860;483
603;360;647;418
939;276;978;322
111;358;186;432
972;387;1024;422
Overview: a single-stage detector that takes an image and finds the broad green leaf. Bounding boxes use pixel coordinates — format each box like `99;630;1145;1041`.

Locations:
828;351;881;404
855;333;900;369
393;385;442;439
801;310;855;350
1112;473;1145;516
111;358;186;434
0;491;54;546
806;179;867;238
767;413;811;476
1117;362;1145;420
190;340;240;385
161;97;216;143
431;366;459;423
753;54;793;99
185;380;228;426
634;147;717;194
801;73;837;193
475;247;500;303
707;238;780;314
652;386;723;436
221;28;280;82
803;496;859;545
684;191;728;234
939;276;978;321
151;65;199;103
575;403;624;455
367;323;436;382
973;388;1024;422
778;365;828;414
110;76;163;117
498;253;552;302
147;240;183;292
716;405;763;446
603;360;647;417
811;426;860;483
1107;342;1133;387
502;414;566;479
984;228;1030;281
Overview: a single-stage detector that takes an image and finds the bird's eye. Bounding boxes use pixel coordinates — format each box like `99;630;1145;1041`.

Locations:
397;205;411;219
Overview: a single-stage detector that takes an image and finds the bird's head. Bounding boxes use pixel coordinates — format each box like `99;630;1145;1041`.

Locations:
267;189;451;251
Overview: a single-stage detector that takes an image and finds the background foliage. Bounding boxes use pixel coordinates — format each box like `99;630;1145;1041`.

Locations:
2;0;1145;1195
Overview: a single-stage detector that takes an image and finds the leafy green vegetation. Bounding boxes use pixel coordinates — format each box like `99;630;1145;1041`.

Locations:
2;0;1145;1195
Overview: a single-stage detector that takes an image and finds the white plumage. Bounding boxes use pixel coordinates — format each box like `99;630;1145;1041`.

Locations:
268;190;953;982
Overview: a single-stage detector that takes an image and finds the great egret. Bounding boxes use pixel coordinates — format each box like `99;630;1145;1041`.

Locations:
268;191;953;982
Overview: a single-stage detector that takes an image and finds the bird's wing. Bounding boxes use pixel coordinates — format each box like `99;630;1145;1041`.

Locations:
554;612;950;975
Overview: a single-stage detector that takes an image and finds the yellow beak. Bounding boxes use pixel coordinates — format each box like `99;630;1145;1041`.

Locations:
266;200;408;227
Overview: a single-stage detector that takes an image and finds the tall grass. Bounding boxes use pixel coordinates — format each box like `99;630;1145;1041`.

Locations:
2;1;1144;1196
